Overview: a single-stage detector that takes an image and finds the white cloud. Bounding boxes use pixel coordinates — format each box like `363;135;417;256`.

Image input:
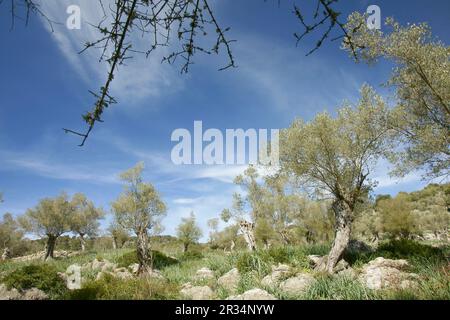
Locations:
224;35;364;119
38;0;183;106
0;150;120;185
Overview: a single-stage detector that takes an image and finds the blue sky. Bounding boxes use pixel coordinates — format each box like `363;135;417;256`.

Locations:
0;0;449;240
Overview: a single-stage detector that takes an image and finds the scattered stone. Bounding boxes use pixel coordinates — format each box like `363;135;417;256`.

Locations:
11;250;81;262
279;273;316;296
22;288;48;300
128;263;140;274
0;284;21;300
194;267;215;281
113;268;133;280
180;283;215;300
0;285;48;300
358;257;418;290
261;264;291;288
146;269;166;281
65;264;82;290
227;288;277;300
334;259;350;273
217;268;240;294
307;255;350;273
337;267;357;279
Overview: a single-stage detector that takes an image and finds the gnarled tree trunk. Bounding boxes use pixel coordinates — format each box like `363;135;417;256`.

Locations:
230;240;235;251
44;235;57;261
239;220;256;251
279;229;291;245
183;242;189;253
324;200;352;273
79;234;86;252
136;229;151;274
112;236;118;250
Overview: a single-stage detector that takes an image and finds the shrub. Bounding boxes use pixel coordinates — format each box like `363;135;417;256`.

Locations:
180;250;204;261
304;274;377;300
236;251;272;276
116;250;178;269
376;239;446;261
65;273;178;300
2;264;67;298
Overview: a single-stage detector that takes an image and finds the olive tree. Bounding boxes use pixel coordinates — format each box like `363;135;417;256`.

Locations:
0;213;24;259
112;162;166;274
19;193;74;260
71;193;105;251
376;193;419;239
343;14;450;179
176;212;203;252
207;218;219;246
107;221;130;250
280;85;391;273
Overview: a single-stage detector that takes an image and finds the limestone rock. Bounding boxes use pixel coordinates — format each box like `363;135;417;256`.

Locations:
129;263;140;274
0;285;48;300
0;284;21;300
217;268;240;293
22;288;49;300
227;288;277;300
194;267;215;281
261;264;291;288
358;257;418;290
180;283;215;300
65;264;82;290
279;273;316;296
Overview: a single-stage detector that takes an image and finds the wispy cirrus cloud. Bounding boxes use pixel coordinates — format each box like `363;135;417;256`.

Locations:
0;150;120;185
37;0;183;106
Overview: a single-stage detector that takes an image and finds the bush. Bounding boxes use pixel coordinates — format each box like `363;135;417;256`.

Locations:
236;251;272;276
376;239;446;261
180;250;204;261
2;264;67;298
65;273;178;300
304;274;377;300
116;250;178;269
344;239;448;267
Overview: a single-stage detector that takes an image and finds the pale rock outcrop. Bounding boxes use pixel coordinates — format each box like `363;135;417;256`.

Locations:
0;284;48;300
227;288;277;300
0;284;21;300
180;283;215;300
279;273;316;296
11;250;81;262
217;268;240;294
128;263;140;274
261;264;291;288
22;288;48;300
358;257;419;290
194;267;215;281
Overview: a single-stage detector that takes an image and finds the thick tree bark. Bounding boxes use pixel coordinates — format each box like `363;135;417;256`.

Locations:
230;240;235;251
239;220;256;251
1;247;11;260
136;230;151;274
80;234;86;252
183;242;189;253
324;201;352;273
279;230;291;245
112;236;118;250
44;235;57;261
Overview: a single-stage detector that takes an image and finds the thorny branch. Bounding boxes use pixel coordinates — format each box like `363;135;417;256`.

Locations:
62;0;236;146
293;0;361;58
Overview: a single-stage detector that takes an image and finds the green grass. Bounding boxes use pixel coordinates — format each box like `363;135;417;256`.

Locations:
0;241;448;300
